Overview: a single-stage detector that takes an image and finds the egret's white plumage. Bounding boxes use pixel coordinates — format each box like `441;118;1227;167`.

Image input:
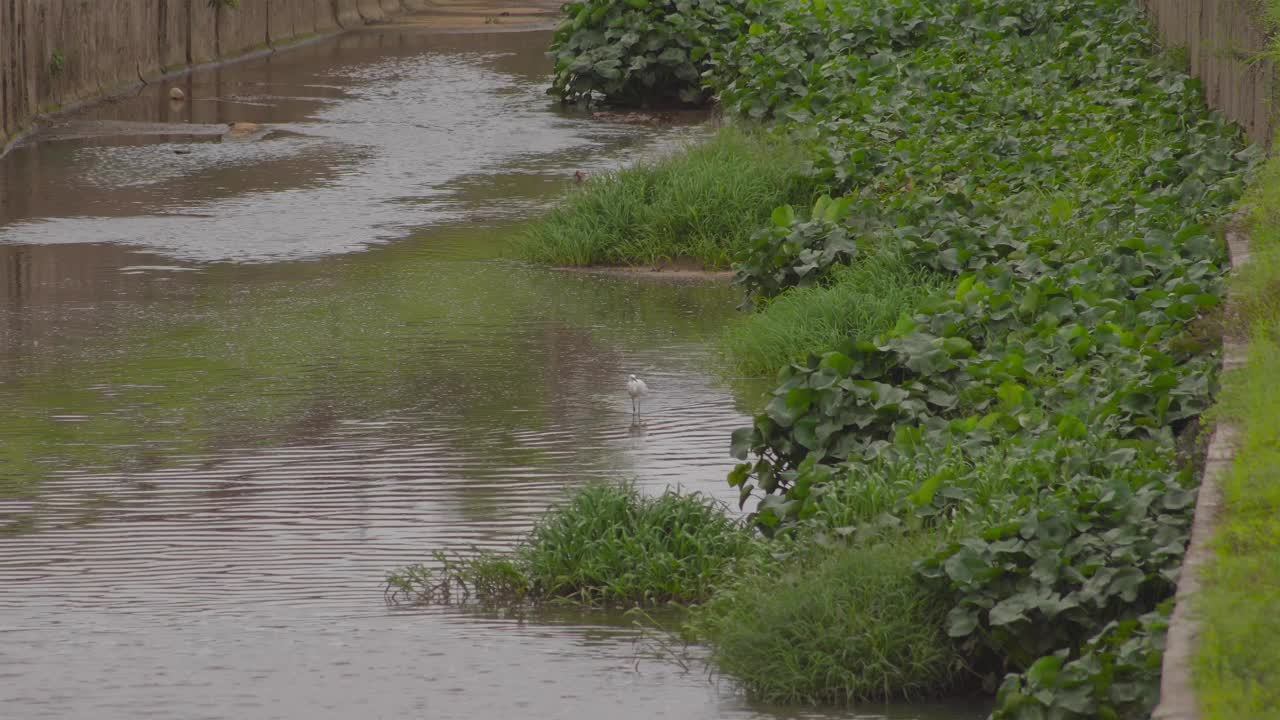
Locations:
626;374;648;415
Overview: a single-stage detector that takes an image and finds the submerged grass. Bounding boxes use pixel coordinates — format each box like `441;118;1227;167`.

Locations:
720;251;946;377
1194;153;1280;719
516;127;814;269
386;482;756;607
689;533;967;704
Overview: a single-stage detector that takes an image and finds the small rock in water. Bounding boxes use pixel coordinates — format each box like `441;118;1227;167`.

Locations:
169;87;186;101
226;122;261;139
173;148;193;155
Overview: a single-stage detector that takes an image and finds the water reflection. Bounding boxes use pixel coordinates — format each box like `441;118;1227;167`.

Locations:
0;29;704;261
0;24;981;720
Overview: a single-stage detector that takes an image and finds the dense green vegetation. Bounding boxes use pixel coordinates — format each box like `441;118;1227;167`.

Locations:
387;483;756;606
711;0;1251;714
462;0;1259;714
690;533;967;704
721;250;943;376
548;0;727;105
1194;155;1280;719
515;128;812;268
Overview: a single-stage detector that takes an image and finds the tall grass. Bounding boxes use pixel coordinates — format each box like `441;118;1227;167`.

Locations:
521;482;755;604
1194;153;1280;719
808;448;1030;535
386;482;756;607
721;252;945;377
516;127;814;269
1195;333;1280;720
689;534;968;704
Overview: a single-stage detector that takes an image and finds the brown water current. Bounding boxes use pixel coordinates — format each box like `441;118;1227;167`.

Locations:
0;26;985;720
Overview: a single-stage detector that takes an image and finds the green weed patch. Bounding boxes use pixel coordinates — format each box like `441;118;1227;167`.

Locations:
1194;153;1280;719
720;251;943;376
515;127;813;268
386;482;755;607
408;0;1258;713
690;534;967;704
708;0;1251;714
547;0;729;106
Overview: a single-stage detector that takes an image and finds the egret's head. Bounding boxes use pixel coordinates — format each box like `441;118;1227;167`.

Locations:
628;374;637;381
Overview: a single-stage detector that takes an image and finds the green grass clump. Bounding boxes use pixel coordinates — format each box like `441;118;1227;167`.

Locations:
720;252;945;376
387;482;756;607
690;534;967;704
1194;151;1280;719
521;481;755;604
516;127;813;269
1228;153;1280;326
1195;334;1280;719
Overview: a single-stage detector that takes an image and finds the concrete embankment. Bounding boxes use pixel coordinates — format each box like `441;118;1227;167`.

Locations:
0;0;445;151
1143;0;1277;147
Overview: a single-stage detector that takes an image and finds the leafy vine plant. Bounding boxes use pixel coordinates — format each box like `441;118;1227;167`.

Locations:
48;49;65;77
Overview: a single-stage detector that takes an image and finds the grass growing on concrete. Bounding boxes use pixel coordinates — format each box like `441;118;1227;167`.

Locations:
516;127;813;269
689;533;967;704
720;251;946;377
386;482;757;607
1194;336;1280;719
1194;154;1280;719
1262;3;1280;61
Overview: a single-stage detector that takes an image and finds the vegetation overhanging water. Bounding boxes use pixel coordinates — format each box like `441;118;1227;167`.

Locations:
393;0;1261;717
3;27;867;720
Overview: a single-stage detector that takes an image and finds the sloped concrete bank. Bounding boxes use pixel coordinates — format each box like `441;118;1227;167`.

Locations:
1151;213;1250;720
0;0;441;153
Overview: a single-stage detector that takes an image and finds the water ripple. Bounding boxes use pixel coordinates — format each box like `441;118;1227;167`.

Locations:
0;23;975;720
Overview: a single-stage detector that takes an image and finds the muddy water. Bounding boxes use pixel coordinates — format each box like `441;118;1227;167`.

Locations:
0;27;984;720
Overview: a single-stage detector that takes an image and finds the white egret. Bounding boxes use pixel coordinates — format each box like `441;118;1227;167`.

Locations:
626;374;649;416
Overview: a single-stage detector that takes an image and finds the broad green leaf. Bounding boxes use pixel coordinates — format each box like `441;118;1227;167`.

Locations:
1026;654;1063;686
818;351;855;376
947;606;979;637
997;381;1027;407
988;593;1035;626
908;471;946;507
944;546;987;584
785;387;815;413
729;428;755;460
811;195;831;219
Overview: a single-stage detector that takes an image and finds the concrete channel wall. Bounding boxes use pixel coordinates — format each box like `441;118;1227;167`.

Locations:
2;1;1275;150
0;0;434;150
1143;0;1277;146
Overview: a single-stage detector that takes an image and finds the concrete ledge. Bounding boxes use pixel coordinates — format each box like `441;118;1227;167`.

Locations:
0;31;336;160
0;1;397;159
1152;210;1251;720
1;1;559;159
